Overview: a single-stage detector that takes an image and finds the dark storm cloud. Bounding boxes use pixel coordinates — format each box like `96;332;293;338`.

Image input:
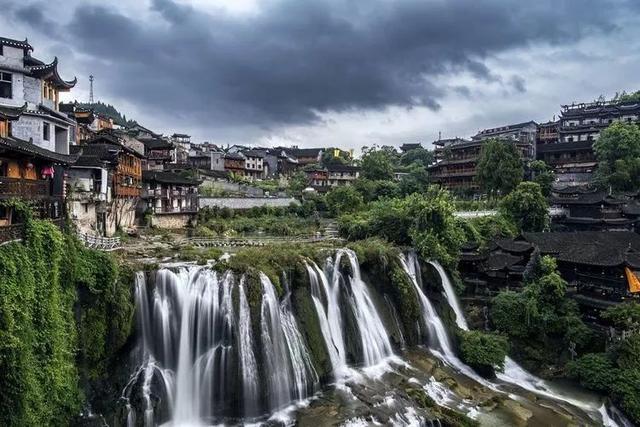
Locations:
8;0;637;129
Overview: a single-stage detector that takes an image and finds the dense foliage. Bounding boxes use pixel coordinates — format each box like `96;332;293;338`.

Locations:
490;256;591;373
338;188;465;269
476;138;524;196
593;122;640;191
568;303;640;424
360;146;397;180
458;330;509;373
529;160;555;197
499;182;549;232
196;204;321;237
325;185;365;216
0;209;133;426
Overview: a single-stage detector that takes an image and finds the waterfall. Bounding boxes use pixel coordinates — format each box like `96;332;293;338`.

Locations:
430;259;625;427
399;253;490;387
238;278;259;418
260;273;317;410
306;262;348;375
306;249;393;379
338;249;394;366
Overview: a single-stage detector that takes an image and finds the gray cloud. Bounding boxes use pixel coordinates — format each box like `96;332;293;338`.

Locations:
4;0;639;138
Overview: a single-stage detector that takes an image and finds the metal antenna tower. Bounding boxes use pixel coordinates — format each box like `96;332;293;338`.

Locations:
89;75;94;103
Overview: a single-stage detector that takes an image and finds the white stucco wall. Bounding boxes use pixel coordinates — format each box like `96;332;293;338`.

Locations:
199;197;299;210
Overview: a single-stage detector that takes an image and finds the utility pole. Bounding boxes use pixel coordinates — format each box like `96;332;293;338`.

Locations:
89;75;94;103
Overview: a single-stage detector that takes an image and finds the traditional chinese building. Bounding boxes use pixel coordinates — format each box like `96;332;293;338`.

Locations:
305;166;329;191
0;104;77;242
140;170;200;229
327;164;360;187
429;138;480;191
139;136;174;171
459;231;640;321
471;121;537;160
0;36;77;154
550;187;640;231
68;133;143;235
400;142;422;152
223;152;246;176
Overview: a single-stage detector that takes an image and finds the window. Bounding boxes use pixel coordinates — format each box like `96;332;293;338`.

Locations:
43;122;50;141
0;45;3;56
0;72;12;99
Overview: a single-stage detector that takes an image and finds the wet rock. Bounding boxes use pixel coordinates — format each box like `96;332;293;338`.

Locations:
502;400;534;424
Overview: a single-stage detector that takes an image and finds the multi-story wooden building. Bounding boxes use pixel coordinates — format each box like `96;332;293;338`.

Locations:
140;170;200;229
305;166;329;191
223;152;246;176
429;138;480;191
471;121;537;160
0;103;77;242
68;134;143;235
139;136;174;171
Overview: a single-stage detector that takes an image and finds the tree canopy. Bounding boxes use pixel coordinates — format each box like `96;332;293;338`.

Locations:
499;181;549;232
325;185;364;216
593;122;640;192
400;147;434;168
360;146;398;180
476;139;524;196
529;160;555;197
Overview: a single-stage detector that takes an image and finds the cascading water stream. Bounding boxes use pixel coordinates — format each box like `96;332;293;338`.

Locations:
399;253;490;387
306;249;394;381
430;259;628;427
124;266;319;425
339;249;394;366
238;278;260;418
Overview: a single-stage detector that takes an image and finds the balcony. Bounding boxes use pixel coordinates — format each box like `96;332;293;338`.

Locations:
0;177;51;199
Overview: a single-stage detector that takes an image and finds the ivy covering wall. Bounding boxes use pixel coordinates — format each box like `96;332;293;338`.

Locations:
0;209;134;426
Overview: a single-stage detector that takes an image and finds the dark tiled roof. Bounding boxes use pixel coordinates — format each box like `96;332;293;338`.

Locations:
283;147;323;158
484;252;523;271
0;36;32;51
0;136;78;164
140;137;173;150
242;149;266;158
224;152;246;161
326;164;360;173
551;191;626;206
522;231;640;267
70;143;118;168
27;57;77;89
495;239;534;253
401;143;422;151
171;133;190;138
142;171;200;186
0;103;27;120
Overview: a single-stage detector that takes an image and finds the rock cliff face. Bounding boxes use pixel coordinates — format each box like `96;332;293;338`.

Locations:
95;245;618;426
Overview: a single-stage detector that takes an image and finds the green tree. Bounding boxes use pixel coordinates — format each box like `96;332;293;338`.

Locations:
602;302;640;329
326;185;364;216
593;122;640;191
529;160;555;196
287;171;309;195
400;147;434;168
458;330;509;373
499;182;549;232
476;139;524;196
321;147;351;166
399;164;430;196
361;146;397;180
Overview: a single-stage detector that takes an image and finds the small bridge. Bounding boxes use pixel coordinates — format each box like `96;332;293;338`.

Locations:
77;232;122;251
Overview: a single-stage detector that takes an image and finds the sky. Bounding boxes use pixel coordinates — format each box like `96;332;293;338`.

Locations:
1;0;640;152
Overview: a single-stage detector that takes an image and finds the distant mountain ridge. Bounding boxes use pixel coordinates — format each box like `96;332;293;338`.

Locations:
75;101;138;127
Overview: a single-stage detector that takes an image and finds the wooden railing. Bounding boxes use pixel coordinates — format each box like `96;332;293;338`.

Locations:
0;177;50;198
77;232;121;251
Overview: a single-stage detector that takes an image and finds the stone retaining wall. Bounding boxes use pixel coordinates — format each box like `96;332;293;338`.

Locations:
199;197;299;210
